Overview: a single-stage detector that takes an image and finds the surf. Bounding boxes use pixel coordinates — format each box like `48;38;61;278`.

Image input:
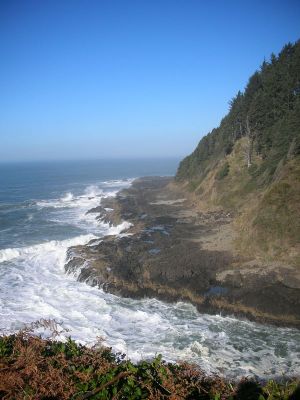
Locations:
0;173;299;379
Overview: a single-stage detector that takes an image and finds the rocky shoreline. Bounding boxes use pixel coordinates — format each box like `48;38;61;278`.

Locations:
65;176;300;329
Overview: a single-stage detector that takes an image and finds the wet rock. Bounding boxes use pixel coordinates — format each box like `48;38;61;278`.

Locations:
65;177;300;328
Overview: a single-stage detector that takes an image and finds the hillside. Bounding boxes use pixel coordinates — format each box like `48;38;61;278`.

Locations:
54;42;300;328
176;40;300;264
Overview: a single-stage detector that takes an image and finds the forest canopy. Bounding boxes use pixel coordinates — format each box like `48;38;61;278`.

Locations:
176;40;300;184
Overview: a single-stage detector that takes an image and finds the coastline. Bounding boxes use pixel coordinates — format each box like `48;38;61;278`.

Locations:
65;176;300;329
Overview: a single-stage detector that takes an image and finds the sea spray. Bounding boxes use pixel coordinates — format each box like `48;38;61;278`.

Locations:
0;175;299;379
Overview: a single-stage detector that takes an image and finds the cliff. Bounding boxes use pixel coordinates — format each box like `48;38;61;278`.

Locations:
176;40;300;265
63;41;300;327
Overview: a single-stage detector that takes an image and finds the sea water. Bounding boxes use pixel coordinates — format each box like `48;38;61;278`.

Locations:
0;159;299;379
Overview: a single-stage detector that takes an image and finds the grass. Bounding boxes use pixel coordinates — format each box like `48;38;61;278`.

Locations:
185;138;260;210
236;157;300;263
180;137;300;264
0;325;299;399
215;162;230;180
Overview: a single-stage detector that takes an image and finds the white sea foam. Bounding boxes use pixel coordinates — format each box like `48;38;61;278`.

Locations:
0;235;96;265
0;248;20;263
62;192;74;202
35;184;117;210
102;178;135;187
35;183;124;235
0;178;300;379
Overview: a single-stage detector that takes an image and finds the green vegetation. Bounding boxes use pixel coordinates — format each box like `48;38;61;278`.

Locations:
238;158;300;260
0;332;299;399
176;40;300;262
176;40;300;183
216;161;230;180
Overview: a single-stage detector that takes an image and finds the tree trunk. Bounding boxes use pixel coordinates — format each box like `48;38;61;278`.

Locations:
245;115;253;168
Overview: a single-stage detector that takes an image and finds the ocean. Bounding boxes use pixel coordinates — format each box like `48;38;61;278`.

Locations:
0;159;299;379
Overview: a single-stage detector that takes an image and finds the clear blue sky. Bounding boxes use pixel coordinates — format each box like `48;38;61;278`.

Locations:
0;0;299;161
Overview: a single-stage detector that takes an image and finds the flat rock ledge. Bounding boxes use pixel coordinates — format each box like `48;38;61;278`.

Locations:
65;176;300;329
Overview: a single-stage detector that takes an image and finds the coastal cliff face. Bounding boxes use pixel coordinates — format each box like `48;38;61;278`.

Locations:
176;40;300;266
65;41;300;327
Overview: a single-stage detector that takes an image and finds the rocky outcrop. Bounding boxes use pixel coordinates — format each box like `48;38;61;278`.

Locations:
65;177;300;328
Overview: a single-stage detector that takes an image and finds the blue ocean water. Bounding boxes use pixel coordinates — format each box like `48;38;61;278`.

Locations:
0;159;179;249
0;159;299;378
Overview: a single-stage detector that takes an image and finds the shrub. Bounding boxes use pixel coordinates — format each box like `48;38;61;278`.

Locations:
0;332;299;399
216;162;230;180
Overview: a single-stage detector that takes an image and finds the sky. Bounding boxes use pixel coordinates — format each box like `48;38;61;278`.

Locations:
0;0;300;162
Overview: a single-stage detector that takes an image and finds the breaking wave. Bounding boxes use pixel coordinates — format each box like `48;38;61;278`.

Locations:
0;178;299;379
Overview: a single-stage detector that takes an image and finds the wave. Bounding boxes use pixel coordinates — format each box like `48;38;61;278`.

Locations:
0;234;96;264
0;248;20;263
101;178;135;187
0;220;132;265
0;178;133;263
1;247;300;378
32;182;132;236
1;177;300;378
35;185;119;210
61;192;74;202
